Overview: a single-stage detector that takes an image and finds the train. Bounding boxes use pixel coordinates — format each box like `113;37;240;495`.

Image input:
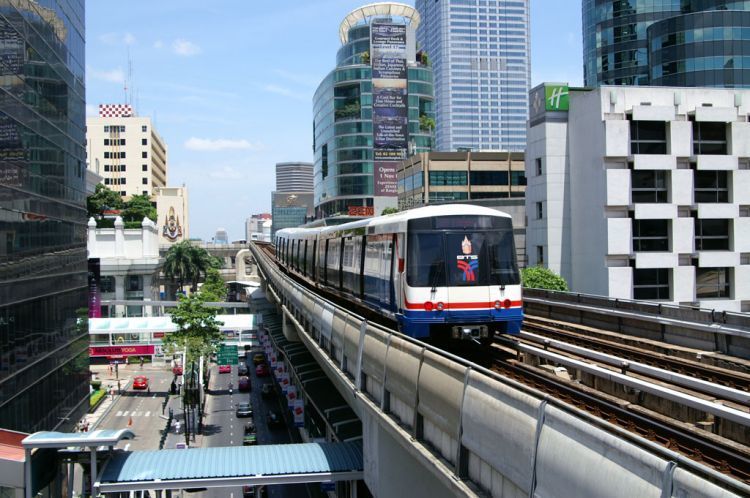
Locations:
274;204;523;342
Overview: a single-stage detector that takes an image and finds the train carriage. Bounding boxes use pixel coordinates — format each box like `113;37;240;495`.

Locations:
275;205;523;341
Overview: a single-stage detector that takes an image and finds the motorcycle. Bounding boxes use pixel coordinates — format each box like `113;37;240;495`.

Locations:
228;383;233;395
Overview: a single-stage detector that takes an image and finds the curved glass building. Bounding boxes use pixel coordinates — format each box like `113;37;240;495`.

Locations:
313;3;434;219
583;0;750;87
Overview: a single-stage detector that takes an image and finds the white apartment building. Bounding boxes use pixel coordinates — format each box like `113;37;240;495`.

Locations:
526;84;750;312
87;216;161;317
86;104;168;200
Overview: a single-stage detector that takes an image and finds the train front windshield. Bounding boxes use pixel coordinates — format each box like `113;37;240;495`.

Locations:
407;215;520;287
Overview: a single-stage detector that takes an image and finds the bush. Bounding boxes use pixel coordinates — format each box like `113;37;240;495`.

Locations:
521;266;569;291
90;379;102;390
90;389;106;410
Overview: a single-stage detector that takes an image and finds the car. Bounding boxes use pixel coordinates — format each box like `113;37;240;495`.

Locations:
255;363;270;377
242;486;265;498
238;376;251;392
133;376;149;390
266;410;284;428
252;353;265;365
238;363;249;376
242;423;257;446
172;365;183;376
260;383;275;398
218;364;231;374
236;401;253;418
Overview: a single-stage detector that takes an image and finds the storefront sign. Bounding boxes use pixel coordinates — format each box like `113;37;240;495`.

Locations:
90;345;155;357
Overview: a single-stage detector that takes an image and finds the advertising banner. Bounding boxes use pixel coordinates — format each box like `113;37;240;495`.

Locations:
87;258;101;318
274;363;285;381
293;399;304;427
286;385;297;408
89;345;155;357
270;354;277;369
280;372;290;394
371;21;408;197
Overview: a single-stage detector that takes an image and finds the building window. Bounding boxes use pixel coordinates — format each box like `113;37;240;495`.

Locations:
104;138;109;146
104;125;109;132
104;165;110;172
121;151;125;158
428;191;468;202
696;267;730;299
536;245;544;265
632;219;669;252
694;171;728;203
470;171;507;185
535;157;543;175
510;171;527;186
104;152;109;159
120;165;126;172
142;151;147;158
142;164;148;171
100;276;115;293
695;219;730;251
142;178;148;184
143;190;148;195
126;275;143;292
321;144;328;178
632;170;668;203
120;191;126;196
633;268;670;300
630;120;667;154
536;201;543;219
104;178;110;185
142;125;147;132
693;121;727;155
429;171;468;186
142;138;147;145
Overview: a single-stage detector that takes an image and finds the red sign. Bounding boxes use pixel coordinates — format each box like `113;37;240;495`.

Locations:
89;345;155;357
348;206;374;217
153;332;165;338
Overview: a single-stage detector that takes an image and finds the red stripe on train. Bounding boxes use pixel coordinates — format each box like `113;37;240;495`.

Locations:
404;299;523;310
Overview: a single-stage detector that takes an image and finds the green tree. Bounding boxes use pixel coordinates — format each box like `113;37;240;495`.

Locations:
381;207;399;215
166;294;224;365
187;244;216;293
164;241;196;297
199;267;227;301
360;50;370;64
122;194;157;223
419;114;436;131
521;266;569;291
87;184;123;219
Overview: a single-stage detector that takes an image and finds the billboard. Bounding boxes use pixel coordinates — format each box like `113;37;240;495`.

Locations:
371;21;408;197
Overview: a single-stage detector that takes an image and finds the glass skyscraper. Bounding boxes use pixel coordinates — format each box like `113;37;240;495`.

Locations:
313;4;434;219
583;0;750;87
415;0;530;152
0;0;89;433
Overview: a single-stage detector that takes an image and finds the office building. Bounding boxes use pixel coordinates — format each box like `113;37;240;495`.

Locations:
276;162;313;192
86;105;168;200
415;0;530;152
583;0;750;87
214;228;229;245
271;192;314;239
313;3;434;218
526;83;750;311
246;213;272;242
398;151;526;210
153;186;190;245
0;0;90;433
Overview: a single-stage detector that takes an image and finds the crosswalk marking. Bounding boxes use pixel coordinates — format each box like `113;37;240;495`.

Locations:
116;411;123;417
145;411;150;417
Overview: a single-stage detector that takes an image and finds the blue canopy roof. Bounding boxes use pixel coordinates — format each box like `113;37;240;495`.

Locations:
22;429;135;448
98;442;363;492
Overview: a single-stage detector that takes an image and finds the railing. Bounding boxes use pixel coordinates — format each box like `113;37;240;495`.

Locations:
250;243;749;498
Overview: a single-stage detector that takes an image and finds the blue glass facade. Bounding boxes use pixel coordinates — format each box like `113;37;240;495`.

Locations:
583;0;750;87
313;20;434;219
415;0;531;152
0;0;89;433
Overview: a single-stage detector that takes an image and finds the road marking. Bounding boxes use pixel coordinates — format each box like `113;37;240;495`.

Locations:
116;411;123;417
122;411;129;417
145;411;150;417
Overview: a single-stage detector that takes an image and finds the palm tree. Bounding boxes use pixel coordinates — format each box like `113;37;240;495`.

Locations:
187;244;215;293
164;241;196;298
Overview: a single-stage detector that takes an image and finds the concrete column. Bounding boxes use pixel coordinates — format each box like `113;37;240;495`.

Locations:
67;462;74;498
281;307;300;342
142;274;153;316
114;216;125;257
87;217;97;255
24;449;31;498
90;448;97;497
115;274;126;317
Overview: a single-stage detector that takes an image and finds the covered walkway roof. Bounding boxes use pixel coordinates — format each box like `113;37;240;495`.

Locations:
97;442;363;492
89;314;254;334
22;429;135;449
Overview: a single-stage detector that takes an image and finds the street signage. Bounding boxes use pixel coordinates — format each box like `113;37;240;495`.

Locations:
217;344;238;365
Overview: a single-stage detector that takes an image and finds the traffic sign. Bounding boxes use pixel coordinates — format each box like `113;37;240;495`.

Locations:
217;344;238;365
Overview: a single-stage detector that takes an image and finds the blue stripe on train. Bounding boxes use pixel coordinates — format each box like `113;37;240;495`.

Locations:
397;307;524;338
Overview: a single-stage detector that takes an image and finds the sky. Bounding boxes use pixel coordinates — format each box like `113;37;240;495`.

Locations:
86;1;583;241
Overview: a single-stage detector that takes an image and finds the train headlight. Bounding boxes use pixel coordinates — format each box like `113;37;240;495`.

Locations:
423;301;434;311
436;302;444;311
494;300;502;310
503;299;512;309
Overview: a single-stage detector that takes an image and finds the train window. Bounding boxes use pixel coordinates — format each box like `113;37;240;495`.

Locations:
303;240;308;276
407;232;446;287
487;231;520;285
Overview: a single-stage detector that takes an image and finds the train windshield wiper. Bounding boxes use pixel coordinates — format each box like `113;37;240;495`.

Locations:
430;261;444;293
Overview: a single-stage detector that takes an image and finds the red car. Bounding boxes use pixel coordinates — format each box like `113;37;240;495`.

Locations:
218;364;231;374
255;363;269;377
238;376;251;392
133;376;149;390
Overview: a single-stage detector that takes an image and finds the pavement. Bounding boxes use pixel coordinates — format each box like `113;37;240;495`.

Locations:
84;361;205;449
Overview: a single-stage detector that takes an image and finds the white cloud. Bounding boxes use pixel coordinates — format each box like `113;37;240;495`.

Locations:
262;84;308;101
153;40;164;49
172;39;201;56
184;137;262;151
89;66;125;83
208;166;244;180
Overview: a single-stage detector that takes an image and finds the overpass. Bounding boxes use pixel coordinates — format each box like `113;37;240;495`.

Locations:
248;242;750;498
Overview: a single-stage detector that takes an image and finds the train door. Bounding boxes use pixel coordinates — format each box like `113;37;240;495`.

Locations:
302;239;308;276
312;239;317;282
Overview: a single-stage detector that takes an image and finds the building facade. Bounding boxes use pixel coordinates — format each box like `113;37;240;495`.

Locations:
87;217;162;318
276;162;313;192
271;191;314;239
313;3;434;219
526;83;750;312
245;213;272;242
86;105;168;200
583;0;750;87
153;186;189;246
0;0;90;433
415;0;530;152
398;151;526;210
